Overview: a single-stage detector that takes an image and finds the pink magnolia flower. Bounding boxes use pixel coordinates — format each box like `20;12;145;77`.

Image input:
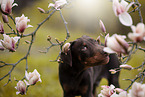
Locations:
15;81;26;95
113;0;134;26
1;34;20;52
104;34;130;54
128;82;145;97
1;0;18;14
15;14;33;33
48;0;67;10
128;23;145;42
98;84;115;97
25;69;42;85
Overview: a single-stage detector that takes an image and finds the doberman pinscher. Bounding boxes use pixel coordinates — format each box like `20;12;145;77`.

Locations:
59;36;120;97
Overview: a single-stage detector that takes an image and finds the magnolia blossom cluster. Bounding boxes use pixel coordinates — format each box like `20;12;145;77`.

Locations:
98;82;145;97
113;0;134;26
98;84;127;97
0;0;32;34
15;69;42;95
102;23;145;54
112;0;145;43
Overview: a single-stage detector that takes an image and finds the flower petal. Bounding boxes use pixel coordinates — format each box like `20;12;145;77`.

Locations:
13;36;20;43
103;47;116;54
12;3;18;7
119;12;133;26
126;2;134;12
25;71;29;80
27;24;33;28
48;3;55;8
136;23;145;34
120;0;128;9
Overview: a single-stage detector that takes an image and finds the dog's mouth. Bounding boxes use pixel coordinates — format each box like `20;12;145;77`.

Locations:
82;54;109;66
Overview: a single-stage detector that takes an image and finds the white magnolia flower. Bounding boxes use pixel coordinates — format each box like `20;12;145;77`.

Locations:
25;69;42;85
128;82;145;97
104;34;130;54
48;0;67;10
113;0;134;26
98;84;115;97
128;23;145;42
15;81;26;95
15;14;33;33
1;34;20;52
1;0;18;14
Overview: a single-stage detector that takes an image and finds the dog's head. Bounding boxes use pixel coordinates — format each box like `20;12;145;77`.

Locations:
61;36;109;67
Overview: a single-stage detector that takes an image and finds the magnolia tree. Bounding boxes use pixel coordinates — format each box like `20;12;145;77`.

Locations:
0;0;145;96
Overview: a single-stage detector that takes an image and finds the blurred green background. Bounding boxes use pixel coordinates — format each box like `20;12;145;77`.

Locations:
0;0;145;97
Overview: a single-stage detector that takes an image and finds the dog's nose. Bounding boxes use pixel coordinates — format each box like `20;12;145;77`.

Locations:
103;51;109;56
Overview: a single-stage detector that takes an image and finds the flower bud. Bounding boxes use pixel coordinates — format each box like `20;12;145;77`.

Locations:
37;7;45;13
62;43;70;53
2;14;9;23
99;20;106;33
0;22;4;34
47;35;51;41
15;81;26;95
96;36;101;44
109;69;117;74
120;64;133;70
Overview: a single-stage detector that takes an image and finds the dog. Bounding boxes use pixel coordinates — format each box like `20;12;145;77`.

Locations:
59;36;120;97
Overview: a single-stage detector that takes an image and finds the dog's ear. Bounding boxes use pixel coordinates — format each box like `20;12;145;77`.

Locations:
60;42;75;67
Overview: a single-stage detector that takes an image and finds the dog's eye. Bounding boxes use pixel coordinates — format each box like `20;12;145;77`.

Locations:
81;45;87;51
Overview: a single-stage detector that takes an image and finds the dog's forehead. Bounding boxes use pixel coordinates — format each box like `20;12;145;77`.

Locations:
75;36;96;44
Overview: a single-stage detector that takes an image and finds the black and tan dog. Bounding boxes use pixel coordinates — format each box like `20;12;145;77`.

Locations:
59;36;120;97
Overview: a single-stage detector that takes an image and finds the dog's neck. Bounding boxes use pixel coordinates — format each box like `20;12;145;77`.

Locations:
71;56;90;73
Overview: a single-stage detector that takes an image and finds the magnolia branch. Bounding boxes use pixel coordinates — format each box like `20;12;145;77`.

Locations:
0;8;57;86
39;10;70;62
